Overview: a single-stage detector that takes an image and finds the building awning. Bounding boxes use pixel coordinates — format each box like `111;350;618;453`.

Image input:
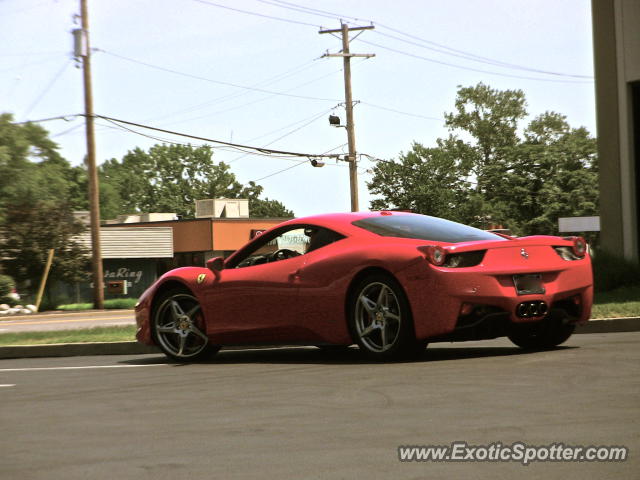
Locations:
77;227;173;259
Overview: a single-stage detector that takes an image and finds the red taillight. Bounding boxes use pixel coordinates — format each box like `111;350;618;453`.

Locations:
422;245;447;266
572;237;587;257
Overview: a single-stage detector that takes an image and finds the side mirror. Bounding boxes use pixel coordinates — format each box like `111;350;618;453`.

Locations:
206;256;224;272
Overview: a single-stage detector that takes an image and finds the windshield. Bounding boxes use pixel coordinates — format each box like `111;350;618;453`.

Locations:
352;214;506;243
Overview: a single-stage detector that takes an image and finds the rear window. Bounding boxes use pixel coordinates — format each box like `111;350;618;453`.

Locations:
352;215;506;243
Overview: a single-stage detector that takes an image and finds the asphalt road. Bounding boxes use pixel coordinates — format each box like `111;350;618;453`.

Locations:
0;309;135;333
1;333;638;480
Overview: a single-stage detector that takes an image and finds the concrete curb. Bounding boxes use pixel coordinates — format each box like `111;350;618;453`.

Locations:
575;317;640;334
0;342;158;359
0;317;638;359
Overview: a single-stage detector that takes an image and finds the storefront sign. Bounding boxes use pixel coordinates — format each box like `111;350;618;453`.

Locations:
250;229;267;239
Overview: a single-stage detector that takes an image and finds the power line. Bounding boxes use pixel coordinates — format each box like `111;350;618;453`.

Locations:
0;50;68;57
190;0;322;28
99;49;341;102
0;55;64;74
360;102;444;122
253;0;337;21
11;114;82;125
1;0;52;16
263;0;370;25
98;117;321;163
251;159;308;182
51;122;84;138
141;59;322;123
357;39;594;84
22;59;72;118
262;0;593;79
228;108;333;164
372;30;593;79
92;114;344;159
153;63;351;127
246;107;335;143
250;143;347;182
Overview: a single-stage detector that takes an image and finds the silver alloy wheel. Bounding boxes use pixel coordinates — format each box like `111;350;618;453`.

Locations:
154;293;209;359
354;281;402;353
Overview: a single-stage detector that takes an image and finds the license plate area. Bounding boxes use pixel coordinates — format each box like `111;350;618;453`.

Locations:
513;274;545;295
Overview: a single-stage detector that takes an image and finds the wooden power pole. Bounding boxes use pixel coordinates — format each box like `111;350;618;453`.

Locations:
320;22;374;212
77;0;104;309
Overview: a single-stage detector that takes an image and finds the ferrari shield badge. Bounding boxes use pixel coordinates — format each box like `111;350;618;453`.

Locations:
196;273;207;284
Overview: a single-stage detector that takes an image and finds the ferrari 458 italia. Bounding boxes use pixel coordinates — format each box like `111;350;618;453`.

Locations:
135;211;593;361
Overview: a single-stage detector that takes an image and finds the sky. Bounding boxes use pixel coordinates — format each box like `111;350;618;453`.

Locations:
1;0;596;218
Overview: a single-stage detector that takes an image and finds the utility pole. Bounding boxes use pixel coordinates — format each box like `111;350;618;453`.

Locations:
76;0;104;309
320;22;374;212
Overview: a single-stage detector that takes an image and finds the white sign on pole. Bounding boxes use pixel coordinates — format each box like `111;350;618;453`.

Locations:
558;216;600;232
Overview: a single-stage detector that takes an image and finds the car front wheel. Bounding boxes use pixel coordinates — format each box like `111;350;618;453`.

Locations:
152;289;220;361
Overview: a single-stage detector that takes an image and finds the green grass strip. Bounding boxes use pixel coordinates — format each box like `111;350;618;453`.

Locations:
592;285;640;319
0;325;137;346
57;298;138;311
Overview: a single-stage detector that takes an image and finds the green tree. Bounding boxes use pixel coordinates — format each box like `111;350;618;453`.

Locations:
368;84;598;235
368;142;473;223
0;200;89;287
100;143;294;218
0;113;90;290
506;112;599;234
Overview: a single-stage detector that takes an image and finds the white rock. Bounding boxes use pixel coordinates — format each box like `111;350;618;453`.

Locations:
20;309;31;314
25;304;37;313
0;310;8;315
0;304;9;311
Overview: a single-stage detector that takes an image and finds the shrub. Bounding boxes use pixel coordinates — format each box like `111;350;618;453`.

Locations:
0;274;17;305
591;249;640;292
57;298;138;311
0;274;14;297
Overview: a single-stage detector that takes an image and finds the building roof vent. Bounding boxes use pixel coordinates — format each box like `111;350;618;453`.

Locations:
196;199;249;218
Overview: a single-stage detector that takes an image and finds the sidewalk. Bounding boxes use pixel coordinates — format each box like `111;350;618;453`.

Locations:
0;316;638;360
0;308;134;320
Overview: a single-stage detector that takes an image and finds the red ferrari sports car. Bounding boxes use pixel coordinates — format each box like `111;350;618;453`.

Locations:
135;211;593;361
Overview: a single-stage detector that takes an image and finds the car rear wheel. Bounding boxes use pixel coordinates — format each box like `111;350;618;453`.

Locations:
349;274;425;360
152;289;220;361
508;316;575;350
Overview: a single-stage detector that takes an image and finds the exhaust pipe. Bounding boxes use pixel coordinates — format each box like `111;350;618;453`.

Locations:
516;301;548;318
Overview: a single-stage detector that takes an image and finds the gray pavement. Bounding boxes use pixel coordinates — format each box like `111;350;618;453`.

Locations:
0;332;638;480
0;312;638;359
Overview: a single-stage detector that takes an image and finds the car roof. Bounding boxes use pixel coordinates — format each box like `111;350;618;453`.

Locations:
277;211;415;236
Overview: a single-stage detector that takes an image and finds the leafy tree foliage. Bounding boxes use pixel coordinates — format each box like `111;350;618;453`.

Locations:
0;201;89;286
100;144;294;218
0;114;89;289
0;115;293;294
368;83;598;235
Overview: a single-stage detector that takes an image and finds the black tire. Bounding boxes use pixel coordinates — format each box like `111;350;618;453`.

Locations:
348;273;426;360
151;288;220;361
508;315;575;350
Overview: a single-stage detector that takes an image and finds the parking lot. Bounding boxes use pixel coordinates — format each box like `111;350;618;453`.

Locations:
1;332;638;480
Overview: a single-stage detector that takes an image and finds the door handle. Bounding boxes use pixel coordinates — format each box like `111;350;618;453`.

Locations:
289;269;301;282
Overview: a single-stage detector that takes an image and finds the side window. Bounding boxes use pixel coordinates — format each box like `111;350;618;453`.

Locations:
232;226;344;268
304;227;345;253
235;227;309;268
